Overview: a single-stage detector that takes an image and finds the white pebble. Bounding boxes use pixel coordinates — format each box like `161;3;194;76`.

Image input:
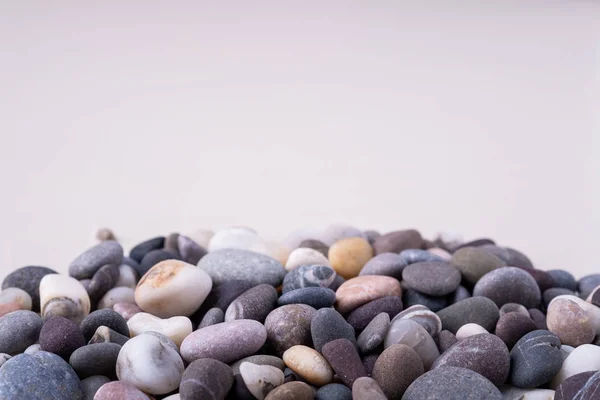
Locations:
239;362;284;400
551;343;600;388
549;294;600;335
0;288;32;310
285;248;331;271
455;323;488;340
208;227;267;253
97;287;135;309
127;312;192;348
115;264;138;289
39;274;90;324
24;344;41;354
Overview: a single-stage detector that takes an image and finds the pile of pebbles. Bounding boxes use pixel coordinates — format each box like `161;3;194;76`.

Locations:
1;225;599;400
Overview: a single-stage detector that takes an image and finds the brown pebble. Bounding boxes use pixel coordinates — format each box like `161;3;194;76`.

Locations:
547;298;595;347
328;237;373;279
372;344;424;400
372;230;422;255
352;377;387;400
265;381;315;400
495;313;537;349
96;228;116;242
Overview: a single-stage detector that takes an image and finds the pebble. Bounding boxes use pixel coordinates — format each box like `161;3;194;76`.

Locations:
0;302;20;318
68;240;123;280
357;312;390;354
519;267;555;293
500;387;556;400
208;226;267;252
505;247;534;269
25;343;41;353
81;375;110;400
0;353;11;367
231;355;286;374
81;309;129;341
181;319;266;363
372;344;424;400
399;249;445;265
239;362;285;400
328;274;345;291
347;295;403;330
402;261;461;296
450;247;505;285
352;377;387;400
321;224;368;245
97;287;135;309
478;244;511;263
0;310;43;354
359;252;407;279
127;312;192;347
298;239;329;257
427;247;452;260
87;264;120;303
311;308;356;352
0;287;32;312
432;333;510;386
436;296;500;333
70;343;121;379
435;329;458;352
198;307;224;328
278;287;336;309
579;274;600;299
89;326;130;346
40;274;91;324
510;330;563;388
322;338;367;387
455;323;488;340
529;308;548;330
547;296;595;346
138;249;180;276
335;275;401;314
551;344;600;388
315;383;352;400
285;248;331;271
403;366;502;400
473;267;541;308
114;264;138;289
198;248;287;287
391;306;442;338
547;269;578;291
266;381;315;400
129;236;165;263
187;228;214;249
495;312;537;349
555;371;599;400
94;381;151;400
282;345;334;386
113;302;142;320
372;229;422;255
499;302;530;317
384;319;439;369
328;237;373;279
403;288;448;312
0;351;84;400
447;285;471;304
226;284;278;322
39;315;86;359
265;304;316;356
560;344;575;361
176;234;207;264
282;264;336;293
453;238;496;251
179;358;233;400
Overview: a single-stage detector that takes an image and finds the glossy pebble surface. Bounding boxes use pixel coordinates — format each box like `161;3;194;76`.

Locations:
283;345;334;386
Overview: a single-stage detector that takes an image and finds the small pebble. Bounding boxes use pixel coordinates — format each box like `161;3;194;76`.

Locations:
436;296;500;333
114;264;138;289
176;234;207;264
328;237;373;279
335;275;401;314
88;326;130;346
352;377;387;400
399;248;445;265
285;248;331;271
529;308;548;330
70;343;121;379
96;228;116;241
321;224;367;246
455;323;488;340
81;375;110;400
499;302;530;317
39;315;86;359
298;239;329;257
226;284;278;322
1;266;57;311
87;264;120;303
179;358;233;400
94;381;151;400
510;330;563;388
68;240;123;280
0;353;11;367
346;295;403;330
473;267;541;308
112;302;142;320
283;345;334;386
435;329;458;353
357;313;390;354
322;338;367;387
495;312;537;349
282;264;336;293
97;287;135;310
265;304;316;356
129;236;165;263
137;249;180;276
315;383;352;399
40;274;91;324
127;312;192;347
81;309;129;341
311;308;356;352
551;344;600;388
359;253;407;279
362;354;378;376
451;247;505;285
372;229;422;255
265;381;315;400
427;247;452;260
402;261;461;296
198;307;224;328
278;287;336;309
0;287;32;311
239;361;285;400
0;310;43;354
391;305;442;338
372;344;424;400
384;319;439;369
578;274;600;299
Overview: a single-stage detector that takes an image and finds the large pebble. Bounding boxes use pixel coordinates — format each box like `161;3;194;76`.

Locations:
129;236;165;263
283;345;333;386
451;247;505;285
39;315;86;359
372;229;422;255
384;318;439;369
179;358;233;400
328;237;373;279
127;312;192;347
359;252;407;279
547;296;595;346
97;287;135;309
495;312;537;349
551;344;600;388
181;319;266;363
403;366;502;400
432;333;510;386
81;309;129;341
510;330;563;388
116;332;184;394
436;296;500;333
473;267;541;308
285;248;331;271
335;275;401;314
352;377;387;400
402;261;461;296
373;344;424;400
265;304;316;356
94;381;151;400
322;338;367;387
357;312;390;354
199;248;286;287
547;269;578;291
0;351;83;400
555;371;599;400
266;381;315;400
0;310;43;354
282;265;336;293
346;295;403;330
69;240;123;280
239;362;285;400
70;343;121;379
226;284;277;322
311;308;356;352
81;375;110;400
135;260;212;318
278;287;336;309
1;266;57;311
40;274;91;324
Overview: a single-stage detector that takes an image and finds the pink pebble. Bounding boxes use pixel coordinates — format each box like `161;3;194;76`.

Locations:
113;303;143;321
94;381;153;400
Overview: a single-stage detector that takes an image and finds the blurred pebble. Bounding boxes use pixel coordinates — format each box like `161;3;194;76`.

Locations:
403;288;448;312
551;344;600;388
208;227;267;253
225;284;277;322
298;239;329;257
1;266;57;312
321;224;367;246
451;247;505;285
372;344;424;400
328;237;373;279
547;269;578;291
322;338;367;387
499;302;530;317
114;264;138;289
359;252;407;279
129;236;165;263
336;275;401;314
372;230;422;255
94;381;151;400
285;248;331;271
347;296;403;330
0;287;32;311
113;302;142;321
97;287;135;309
352;376;387;400
455;323;488;340
127;312;192;347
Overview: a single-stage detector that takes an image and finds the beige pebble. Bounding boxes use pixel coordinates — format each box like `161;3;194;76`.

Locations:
328;237;373;279
40;274;90;324
336;275;401;314
285;248;331;271
427;248;452;260
127;312;192;348
208;227;267;253
282;345;333;386
551;344;600;388
0;288;32;311
456;323;488;340
547;297;595;346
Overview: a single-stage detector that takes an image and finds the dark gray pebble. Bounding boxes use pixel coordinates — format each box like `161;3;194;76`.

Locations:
315;383;352;400
505;247;534;268
543;288;575;308
437;296;500;334
0;351;83;400
129;236;165;263
404;288;448;312
311;308;356;352
473;267;541;308
372;230;422;255
164;232;181;256
450;247;505;285
191;280;254;327
362;354;378;376
87;264;120;302
447;285;471;304
39;316;86;359
364;230;381;246
547;269;578;291
180;358;234;400
435;329;458;353
322;338;367;387
510;330;562;388
346;296;403;330
138;249;180;276
298;239;329;257
80;309;129;341
1;266;57;311
402;261;461;296
479;244;511;263
278;287;336;309
528;308;548;330
81;375;110;400
177;235;207;265
199;307;225;328
399;249;444;264
282;265;336;294
555;371;598;400
495;312;537;349
328;274;345;292
226;284;277;322
0;310;43;354
265;304;316;356
578;274;600;299
359;253;407;279
403;366;502;400
88;326;130;346
514;265;554;293
68;240;123;280
69;343;121;379
357;313;390;355
453;238;496;251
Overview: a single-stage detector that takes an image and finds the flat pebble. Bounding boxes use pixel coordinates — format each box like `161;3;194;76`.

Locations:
455;323;488;340
322;338;367;387
94;381;151;400
495;312;537;349
328;237;373;279
473;267;541;308
357;312;390;354
311;308;356;352
81;309;129;341
283;345;333;386
435;329;458;352
372;344;424;400
278;287;336;309
347;295;402;330
298;239;329;257
70;343;121;379
69;240;123;280
0;351;83;400
499;303;529;317
40;274;91;324
403;366;502;400
282;264;336;293
384;319;439;369
551;344;600;388
432;333;510;386
39;315;86;359
547;269;578;291
265;304;316;356
113;302;142;320
335;275;401;314
403;288;448;312
198;307;224;328
359;253;407;279
265;381;315;400
129;236;165;263
97;287;135;310
578;274;600;299
436;296;500;333
0;310;43;354
285;248;331;271
114;264;138;289
199;248;286;287
89;326;130;346
510;330;563;388
1;266;57;311
372;229;422;255
352;377;387;400
127;312;192;347
315;383;352;400
399;249;444;265
81;375;110;400
555;371;599;400
402;261;461;296
226;284;278;322
239;362;285;400
179;358;233;400
137;249;180;276
547;297;595;346
451;247;505;285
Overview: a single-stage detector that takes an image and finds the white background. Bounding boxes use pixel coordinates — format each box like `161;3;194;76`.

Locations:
1;2;598;281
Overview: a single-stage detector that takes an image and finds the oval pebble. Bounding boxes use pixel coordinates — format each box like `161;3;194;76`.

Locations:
359;253;407;280
39;315;86;359
384;319;439;369
315;383;352;400
179;358;233;400
127;312;192;347
40;274;91;324
372;230;422;255
1;266;57;311
547;297;595;346
69;240;123;280
322;338;367;387
115;264;138;289
402;261;461;296
129;236;165;263
70;343;121;379
283;345;333;386
285;248;331;271
391;305;442;338
282;264;336;294
495;312;537;349
198;307;225;328
473;267;541;308
265;304;316;357
450;247;505;285
0;287;32;312
311;308;356;352
547;269;578;291
81;309;129;341
0;310;43;355
372;344;424;400
336;275;401;314
455;323;488;340
555;371;599;400
321;224;367;246
347;295;403;330
97;287;135;310
208;227;267;252
436;296;500;333
239;362;285;400
265;381;315;400
403;288;448;312
226;284;278;322
278;287;336;309
94;381;151;400
352;377;387;400
357;312;390;354
328;237;373;279
510;330;563;388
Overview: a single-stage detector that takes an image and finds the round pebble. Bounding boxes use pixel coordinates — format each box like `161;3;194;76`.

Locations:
384;319;439;369
473;267;541;308
179;358;233;400
283;345;333;386
315;383;352;400
359;253;407;280
81;375;110;400
129;236;165;263
402;261;461;296
127;312;192;347
285;248;331;271
436;296;500;333
372;229;422;255
97;287;135;309
450;247;505;285
328;237;373;279
510;330;563;388
372;344;424;400
547;297;595;346
94;381;151;400
198;307;224;328
335;275;401;314
265;381;315;400
0;310;43;354
70;343;121;379
495;312;537;349
2;266;57;311
455;323;488;340
282;264;336;293
265;304;316;356
39;315;86;359
40;274;91;324
25;343;41;354
347;295;403;330
547;269;578;291
352;377;388;400
322;338;367;387
113;302;142;321
239;361;285;400
278;287;336;309
311;308;356;352
357;312;390;354
499;303;530;317
68;240;123;280
226;284;278;322
81;309;129;341
551;344;600;388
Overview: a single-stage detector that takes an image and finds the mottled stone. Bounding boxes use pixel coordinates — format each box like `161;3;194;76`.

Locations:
81;309;129;341
495;312;537;349
127;312;192;347
94;381;151;400
69;241;123;280
265;304;316;356
322;338;367;387
87;264;120;303
555;371;598;400
357;313;390;354
282;265;336;294
137;249;180;276
311;308;356;352
283;345;333;386
0;310;43;354
81;375;110;400
435;329;458;353
499;303;529;318
510;330;562;388
451;247;505;285
265;381;315;400
402;261;461;296
391;307;442;338
226;284;277;322
88;326;130;346
70;343;121;379
0;351;83;400
359;253;407;280
436;296;500;333
113;302;142;321
336;275;401;314
179;358;233;400
547;297;595;346
372;230;422;255
547;269;578;291
403;288;448;312
384;319;439;369
40;274;91;324
97;287;135;310
551;344;600;388
129;236;165;263
352;377;387;400
198;307;224;328
39;316;86;359
347;296;403;330
372;344;423;400
328;237;373;279
403;366;502;400
455;323;488;340
278;287;336;309
315;383;352;400
239;362;284;400
285;248;331;271
473;267;541;308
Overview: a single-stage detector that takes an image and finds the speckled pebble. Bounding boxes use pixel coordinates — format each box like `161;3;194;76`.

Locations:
322;338;367;387
226;284;277;322
298;239;329;257
311;308;356;352
547;297;595;346
346;296;403;330
495;312;537;349
282;264;336;294
450;247;505;285
39;315;86;359
198;307;224;328
547;269;578;291
372;230;422;255
436;296;500;333
510;330;563;388
265;304;316;356
0;310;43;354
93;381;151;400
473;267;541;308
359;253;407;279
372;344;424;400
351;377;387;400
357;313;390;354
315;383;352;400
179;358;233;400
81;309;129;341
2;266;57;311
266;381;315;400
69;240;123;280
328;237;373;279
97;287;135;310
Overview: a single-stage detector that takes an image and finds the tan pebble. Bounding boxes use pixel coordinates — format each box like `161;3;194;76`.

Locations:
427;247;452;260
0;288;32;311
282;345;333;386
96;228;116;241
265;381;315;400
286;248;331;271
328;237;373;279
336;275;401;314
547;297;595;346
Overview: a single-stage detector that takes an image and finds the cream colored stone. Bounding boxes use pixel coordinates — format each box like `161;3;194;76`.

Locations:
98;287;136;309
208;227;268;253
547;296;596;346
551;344;600;388
336;275;401;314
282;345;333;386
127;312;192;348
0;288;32;311
239;362;284;400
40;274;90;324
285;248;331;271
456;323;488;340
328;237;373;279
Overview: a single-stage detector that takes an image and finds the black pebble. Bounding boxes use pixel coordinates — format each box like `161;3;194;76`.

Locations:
129;236;166;263
80;309;129;342
137;249;181;276
69;343;121;379
1;266;57;311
